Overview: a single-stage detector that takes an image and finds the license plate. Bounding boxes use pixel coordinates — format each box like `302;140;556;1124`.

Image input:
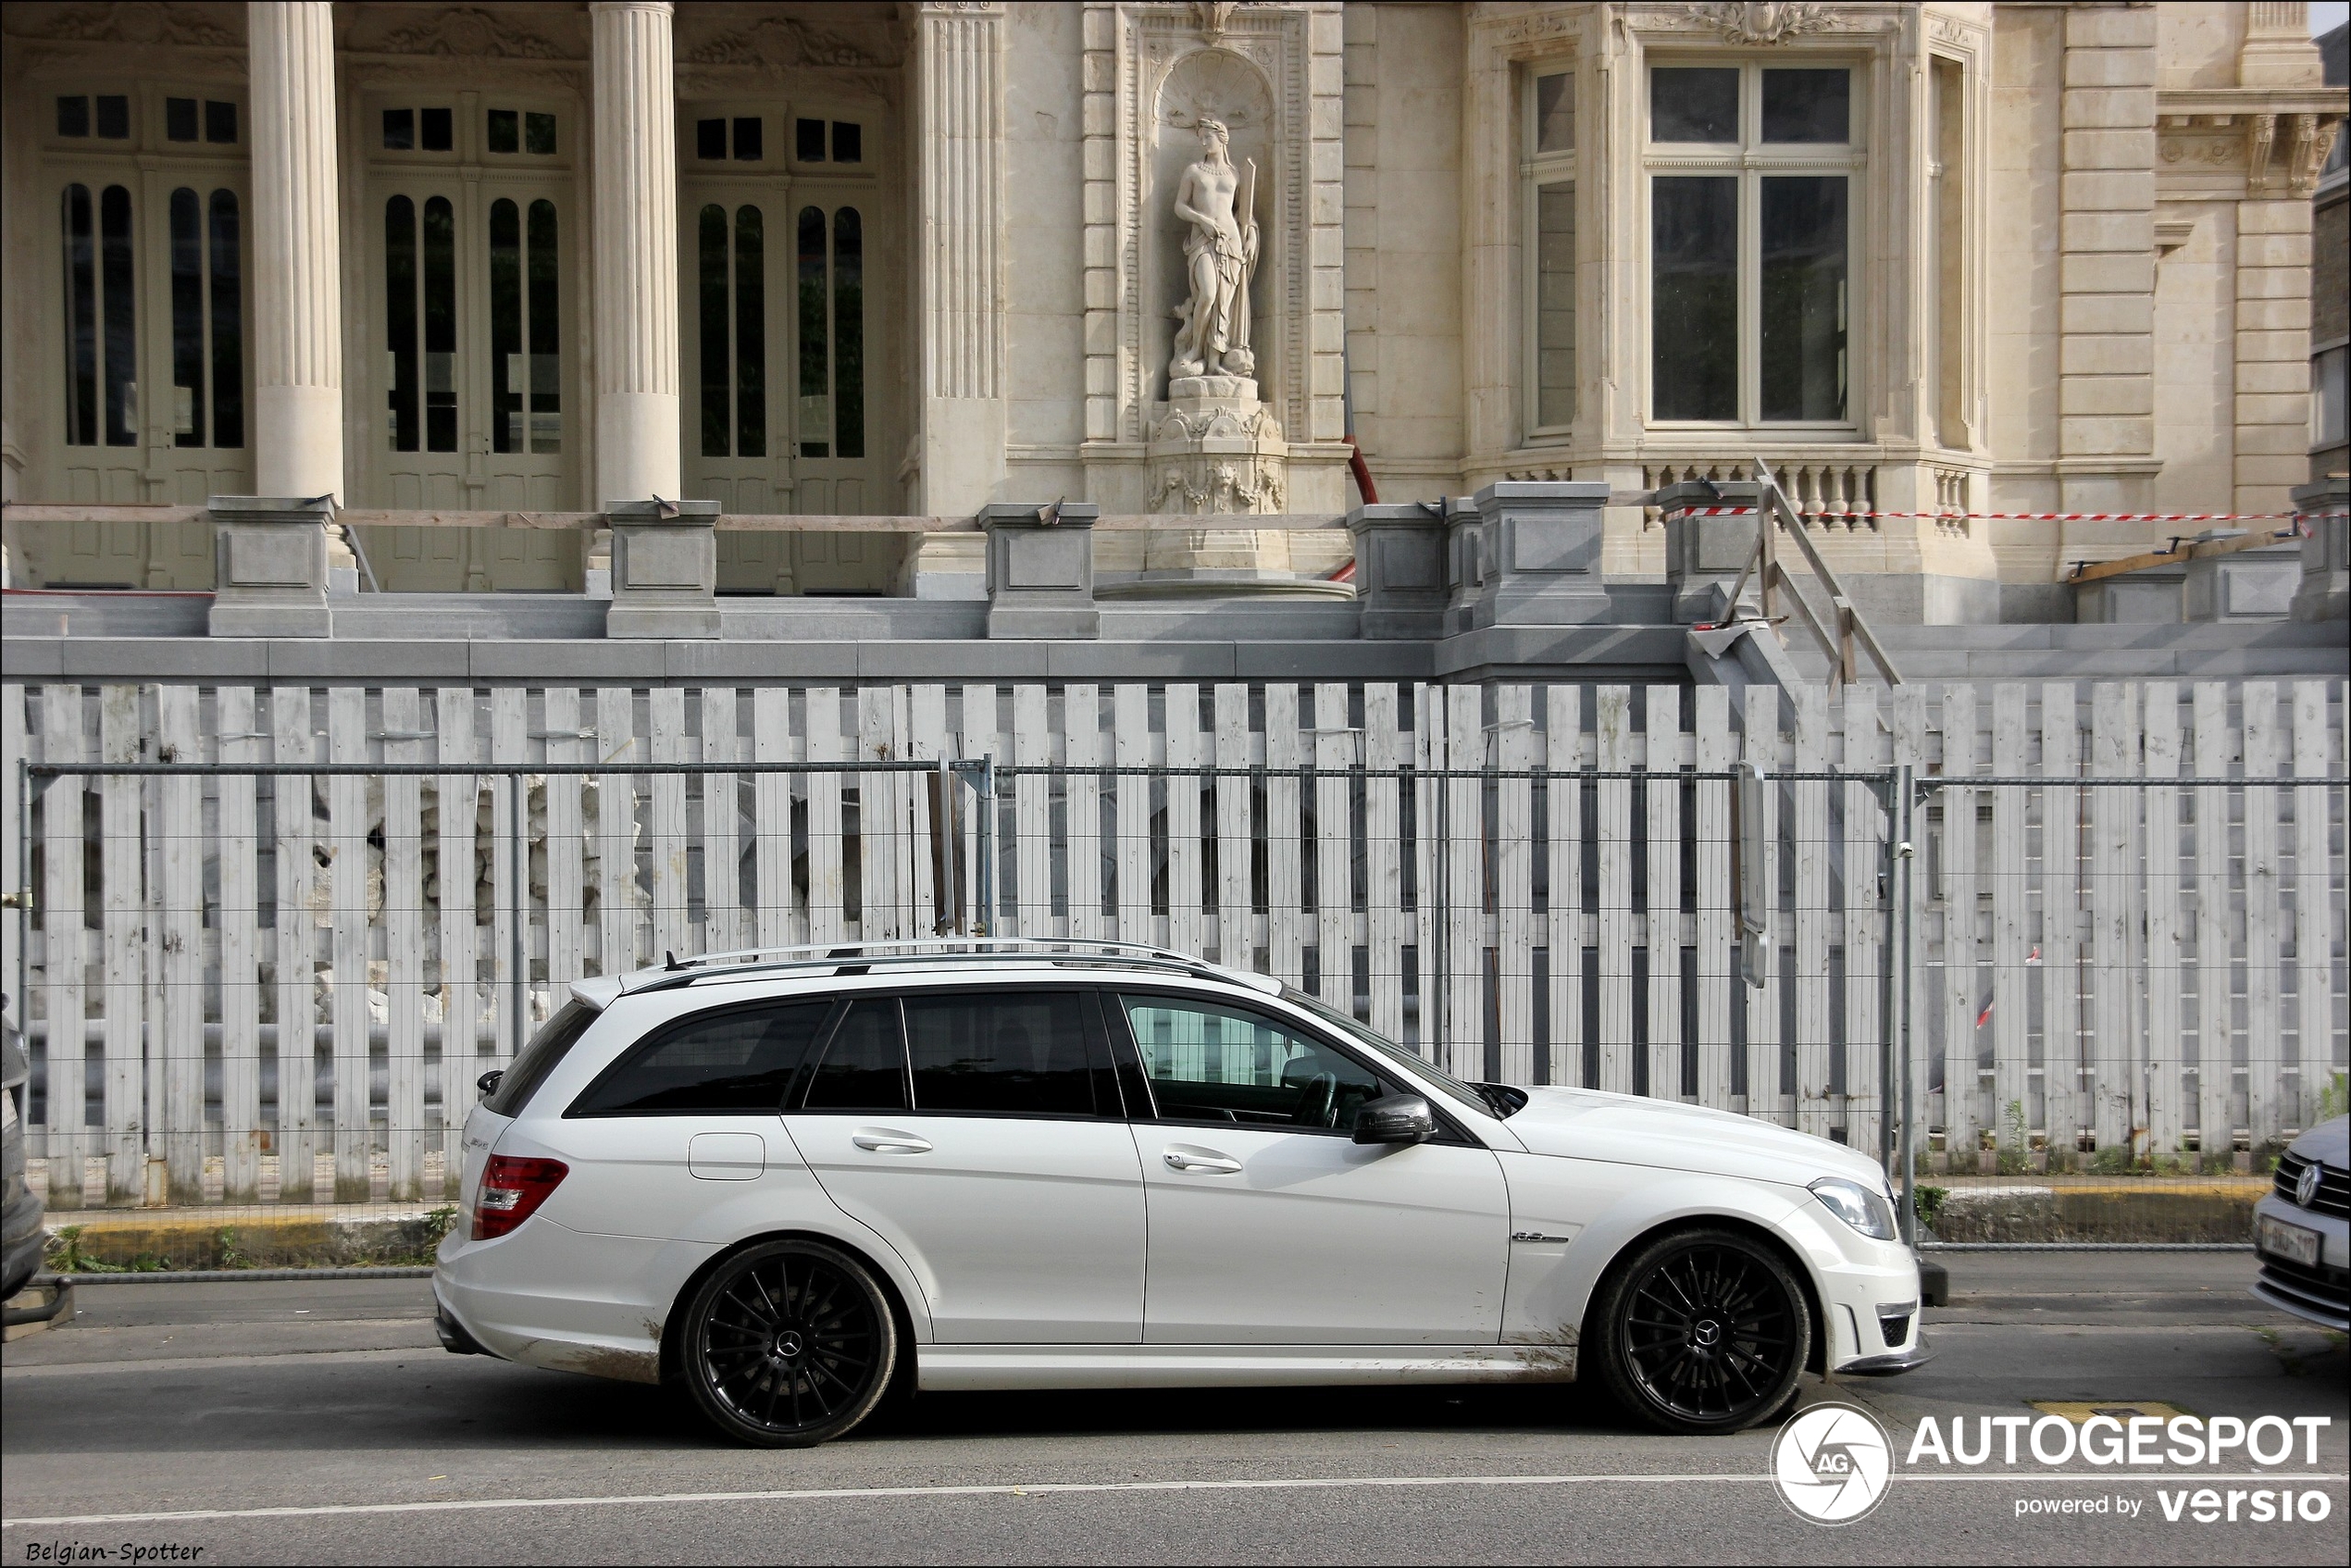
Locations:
2258;1213;2321;1268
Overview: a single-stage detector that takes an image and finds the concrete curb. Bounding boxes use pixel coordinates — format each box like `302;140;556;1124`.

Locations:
57;1266;435;1283
44;1208;457;1271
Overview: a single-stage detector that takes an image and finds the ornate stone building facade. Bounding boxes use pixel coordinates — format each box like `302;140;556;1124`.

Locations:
1;1;2341;623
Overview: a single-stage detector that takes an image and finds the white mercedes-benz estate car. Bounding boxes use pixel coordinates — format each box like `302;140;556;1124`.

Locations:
433;940;1927;1447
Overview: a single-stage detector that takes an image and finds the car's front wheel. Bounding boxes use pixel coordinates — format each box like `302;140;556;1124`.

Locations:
1588;1226;1810;1435
681;1238;899;1447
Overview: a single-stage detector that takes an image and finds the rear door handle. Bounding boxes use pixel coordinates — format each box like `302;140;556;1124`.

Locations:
1163;1148;1242;1175
851;1129;933;1154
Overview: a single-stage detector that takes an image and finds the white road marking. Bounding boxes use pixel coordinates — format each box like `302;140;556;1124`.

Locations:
5;1473;2343;1529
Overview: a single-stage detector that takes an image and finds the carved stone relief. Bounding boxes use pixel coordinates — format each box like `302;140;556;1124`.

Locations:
1683;2;1838;45
342;5;580;60
675;11;899;71
22;1;238;47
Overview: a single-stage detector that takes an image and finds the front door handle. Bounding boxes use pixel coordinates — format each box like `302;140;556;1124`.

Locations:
851;1129;933;1154
1163;1148;1242;1175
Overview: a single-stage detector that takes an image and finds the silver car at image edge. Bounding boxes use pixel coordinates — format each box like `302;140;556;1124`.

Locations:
2252;1114;2350;1332
431;940;1929;1448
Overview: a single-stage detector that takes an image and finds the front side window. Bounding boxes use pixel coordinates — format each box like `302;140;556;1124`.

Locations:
570;1001;831;1115
1648;62;1855;426
1524;68;1577;435
1118;995;1387;1132
902;991;1101;1116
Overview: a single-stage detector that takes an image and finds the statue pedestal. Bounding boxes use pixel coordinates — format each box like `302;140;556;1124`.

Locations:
1105;384;1340;598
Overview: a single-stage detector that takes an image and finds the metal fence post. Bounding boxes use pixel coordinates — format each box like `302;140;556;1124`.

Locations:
1894;762;1919;1245
508;769;527;1059
1877;768;1897;1183
977;755;998;937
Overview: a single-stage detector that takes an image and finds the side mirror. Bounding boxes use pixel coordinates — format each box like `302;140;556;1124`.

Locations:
477;1069;504;1098
1352;1095;1437;1146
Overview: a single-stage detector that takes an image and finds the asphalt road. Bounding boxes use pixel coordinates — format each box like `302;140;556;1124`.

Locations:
3;1253;2344;1566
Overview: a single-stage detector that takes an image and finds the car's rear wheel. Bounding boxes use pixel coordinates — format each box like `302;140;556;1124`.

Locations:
1589;1226;1810;1436
682;1238;898;1448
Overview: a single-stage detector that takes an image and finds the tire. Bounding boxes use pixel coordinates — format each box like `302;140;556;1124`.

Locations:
1588;1226;1810;1436
681;1238;900;1448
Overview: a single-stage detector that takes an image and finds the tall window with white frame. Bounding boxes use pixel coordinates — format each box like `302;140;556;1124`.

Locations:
48;86;249;514
1647;62;1855;427
369;97;572;514
1524;67;1576;438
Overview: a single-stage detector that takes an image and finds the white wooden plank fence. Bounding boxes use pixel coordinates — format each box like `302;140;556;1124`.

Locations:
2;678;2343;1208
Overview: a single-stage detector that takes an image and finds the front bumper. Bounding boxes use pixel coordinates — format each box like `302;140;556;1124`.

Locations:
2250;1193;2350;1332
1841;1338;1936;1375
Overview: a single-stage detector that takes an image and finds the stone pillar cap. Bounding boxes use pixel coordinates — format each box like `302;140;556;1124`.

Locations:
979;500;1100;527
208;494;338;516
1344;502;1447;527
603;497;720;521
1472;479;1612;508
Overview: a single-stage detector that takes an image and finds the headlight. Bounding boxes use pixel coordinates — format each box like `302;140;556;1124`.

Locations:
1810;1176;1898;1241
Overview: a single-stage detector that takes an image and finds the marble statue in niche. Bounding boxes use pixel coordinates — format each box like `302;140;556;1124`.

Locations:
1167;117;1260;385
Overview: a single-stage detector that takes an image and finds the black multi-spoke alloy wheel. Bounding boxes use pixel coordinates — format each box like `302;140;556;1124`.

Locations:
1590;1227;1810;1436
682;1239;898;1448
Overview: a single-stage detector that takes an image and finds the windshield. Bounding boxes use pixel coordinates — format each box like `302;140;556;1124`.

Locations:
1277;987;1505;1117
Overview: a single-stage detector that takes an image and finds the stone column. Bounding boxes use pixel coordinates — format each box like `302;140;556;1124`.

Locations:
1345;504;1446;640
591;1;681;505
247;1;343;503
983;502;1098;640
1467;480;1611;628
2291;476;2348;622
208;495;333;638
911;2;1007;515
1656;479;1763;624
605;499;719;639
2054;5;2158;516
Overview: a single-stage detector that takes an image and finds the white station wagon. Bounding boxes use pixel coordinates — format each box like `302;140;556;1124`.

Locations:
433;940;1927;1447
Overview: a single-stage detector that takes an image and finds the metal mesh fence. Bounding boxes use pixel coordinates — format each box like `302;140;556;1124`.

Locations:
4;678;2343;1257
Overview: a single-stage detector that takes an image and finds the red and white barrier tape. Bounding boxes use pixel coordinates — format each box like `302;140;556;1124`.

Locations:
1660;506;2346;524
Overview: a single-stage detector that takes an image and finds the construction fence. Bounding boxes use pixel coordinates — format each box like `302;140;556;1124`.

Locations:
2;678;2343;1238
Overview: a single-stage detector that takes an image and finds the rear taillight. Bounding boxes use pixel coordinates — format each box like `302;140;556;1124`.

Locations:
472;1155;568;1240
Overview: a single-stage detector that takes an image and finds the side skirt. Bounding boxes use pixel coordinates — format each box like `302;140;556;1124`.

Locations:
916;1342;1578;1392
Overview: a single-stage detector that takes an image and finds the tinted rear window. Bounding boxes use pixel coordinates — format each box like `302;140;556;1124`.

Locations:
904;991;1098;1114
481;1001;597;1115
569;1001;832;1116
802;998;910;1111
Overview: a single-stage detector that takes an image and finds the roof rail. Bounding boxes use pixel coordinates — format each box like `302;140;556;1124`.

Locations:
623;937;1279;996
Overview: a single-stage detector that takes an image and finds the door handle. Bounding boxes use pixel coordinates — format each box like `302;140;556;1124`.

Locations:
850;1129;932;1154
1163;1149;1242;1175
